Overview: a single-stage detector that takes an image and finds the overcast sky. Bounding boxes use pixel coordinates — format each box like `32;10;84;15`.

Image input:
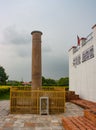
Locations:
0;0;96;81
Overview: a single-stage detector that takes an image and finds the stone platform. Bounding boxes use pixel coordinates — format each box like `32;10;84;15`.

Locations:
0;100;84;130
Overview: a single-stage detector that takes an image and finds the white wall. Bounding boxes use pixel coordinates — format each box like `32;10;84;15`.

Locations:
69;25;96;102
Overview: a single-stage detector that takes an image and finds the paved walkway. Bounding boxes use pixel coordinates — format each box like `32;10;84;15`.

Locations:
0;100;84;130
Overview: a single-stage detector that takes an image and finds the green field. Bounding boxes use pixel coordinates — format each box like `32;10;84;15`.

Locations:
0;92;10;100
0;86;10;100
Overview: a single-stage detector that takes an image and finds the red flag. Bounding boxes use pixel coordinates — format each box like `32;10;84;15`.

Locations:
77;35;80;46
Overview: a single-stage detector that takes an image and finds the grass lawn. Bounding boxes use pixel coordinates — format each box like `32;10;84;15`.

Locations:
0;92;10;100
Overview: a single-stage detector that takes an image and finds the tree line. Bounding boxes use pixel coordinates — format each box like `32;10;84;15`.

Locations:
42;76;69;86
0;66;69;86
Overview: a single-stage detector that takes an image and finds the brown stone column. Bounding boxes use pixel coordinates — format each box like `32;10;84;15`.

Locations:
31;31;43;89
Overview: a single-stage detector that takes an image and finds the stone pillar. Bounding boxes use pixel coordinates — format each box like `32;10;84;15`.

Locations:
31;31;43;89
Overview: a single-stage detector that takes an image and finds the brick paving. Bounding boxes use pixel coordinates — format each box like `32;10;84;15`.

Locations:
0;100;84;130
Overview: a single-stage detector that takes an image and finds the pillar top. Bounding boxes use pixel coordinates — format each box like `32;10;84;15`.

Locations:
31;31;43;35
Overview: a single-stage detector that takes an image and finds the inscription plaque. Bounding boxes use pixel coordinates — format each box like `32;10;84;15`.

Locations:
40;97;49;115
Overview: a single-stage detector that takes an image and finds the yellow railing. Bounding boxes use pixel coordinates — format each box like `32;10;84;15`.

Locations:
10;87;65;114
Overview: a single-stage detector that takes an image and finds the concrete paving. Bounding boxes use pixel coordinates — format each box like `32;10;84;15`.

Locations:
0;100;84;130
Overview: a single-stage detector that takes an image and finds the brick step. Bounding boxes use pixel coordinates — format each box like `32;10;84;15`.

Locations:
66;91;79;102
62;117;80;130
78;117;96;129
62;116;96;130
71;99;96;109
84;109;96;125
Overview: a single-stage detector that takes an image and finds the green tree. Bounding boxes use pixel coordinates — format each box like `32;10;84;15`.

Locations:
42;76;57;86
6;80;22;86
46;78;57;86
42;76;46;86
0;66;8;85
57;77;69;86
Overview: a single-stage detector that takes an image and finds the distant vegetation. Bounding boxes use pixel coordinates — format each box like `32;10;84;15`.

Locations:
6;76;69;87
0;65;69;87
42;76;69;86
6;80;23;86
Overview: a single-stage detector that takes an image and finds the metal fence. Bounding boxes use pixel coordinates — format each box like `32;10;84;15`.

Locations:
10;87;65;114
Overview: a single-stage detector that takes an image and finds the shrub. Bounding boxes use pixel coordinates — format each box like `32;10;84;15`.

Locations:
0;86;10;95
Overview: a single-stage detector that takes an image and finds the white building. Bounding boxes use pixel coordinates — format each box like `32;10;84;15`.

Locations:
69;24;96;102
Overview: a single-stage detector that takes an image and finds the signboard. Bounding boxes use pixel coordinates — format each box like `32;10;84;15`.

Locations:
82;45;94;62
73;45;94;67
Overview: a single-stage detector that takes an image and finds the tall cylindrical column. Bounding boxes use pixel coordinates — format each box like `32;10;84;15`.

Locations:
31;31;43;89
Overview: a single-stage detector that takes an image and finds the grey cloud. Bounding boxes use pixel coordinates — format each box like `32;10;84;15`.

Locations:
42;54;69;79
42;45;52;53
3;26;31;45
1;26;32;58
16;46;31;58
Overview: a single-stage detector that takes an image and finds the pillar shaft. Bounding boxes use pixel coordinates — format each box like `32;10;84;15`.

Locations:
31;31;42;89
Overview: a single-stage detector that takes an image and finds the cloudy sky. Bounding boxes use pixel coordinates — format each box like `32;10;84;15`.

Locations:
0;0;96;81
